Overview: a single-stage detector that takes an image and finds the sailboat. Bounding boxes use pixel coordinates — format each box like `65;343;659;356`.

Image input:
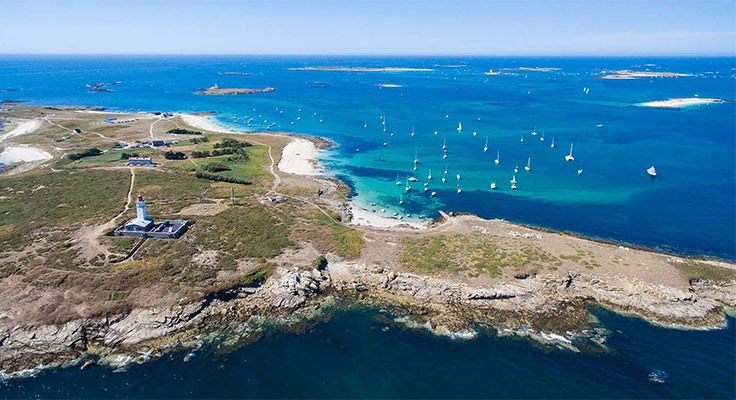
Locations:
395;174;402;186
473;131;477;136
405;179;411;192
578;166;584;175
408;176;418;182
484;137;488;152
491;181;497;190
430;191;437;197
456;174;462;181
565;143;575;161
414;151;419;164
434;130;438;135
457;186;462;194
514;165;519;173
411;127;415;137
443;139;447;150
457;122;462;132
647;166;657;177
520;136;524;142
510;175;517;184
531;128;538;136
364;120;367;128
540;133;545;142
443;150;447;159
525;157;531;172
511;183;517;190
550;137;556;149
399;195;404;205
494;150;500;165
427;169;432;180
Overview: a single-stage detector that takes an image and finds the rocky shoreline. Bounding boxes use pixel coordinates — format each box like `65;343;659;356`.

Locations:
1;256;733;377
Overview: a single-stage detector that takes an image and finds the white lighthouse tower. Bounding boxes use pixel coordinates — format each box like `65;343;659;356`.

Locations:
124;193;153;231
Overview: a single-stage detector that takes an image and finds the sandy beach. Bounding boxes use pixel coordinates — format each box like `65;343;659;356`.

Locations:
348;204;428;230
639;97;727;108
0;119;41;143
277;138;318;176
178;113;234;134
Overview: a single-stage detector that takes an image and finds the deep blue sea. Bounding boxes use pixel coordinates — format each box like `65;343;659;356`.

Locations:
0;307;734;399
0;56;734;398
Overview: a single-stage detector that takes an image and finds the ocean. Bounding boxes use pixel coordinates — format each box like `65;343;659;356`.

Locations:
0;56;734;397
0;307;734;398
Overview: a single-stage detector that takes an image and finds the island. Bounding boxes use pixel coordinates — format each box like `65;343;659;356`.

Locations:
500;67;562;72
197;85;276;95
288;66;434;72
0;105;733;376
218;72;250;76
598;70;692;80
639;97;728;108
377;83;403;88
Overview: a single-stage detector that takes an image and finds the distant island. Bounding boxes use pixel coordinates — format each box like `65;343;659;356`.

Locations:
218;72;250;76
598;70;692;80
639;97;727;108
377;83;403;88
289;66;434;72
197;85;276;95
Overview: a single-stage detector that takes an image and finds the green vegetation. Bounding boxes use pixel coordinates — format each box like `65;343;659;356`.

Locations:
0;170;130;250
196;205;293;259
164;151;187;160
189;137;209;144
671;260;736;283
168;128;203;135
133;170;211;215
291;213;365;259
201;162;230;173
68;147;102;161
194;170;250;185
398;233;556;278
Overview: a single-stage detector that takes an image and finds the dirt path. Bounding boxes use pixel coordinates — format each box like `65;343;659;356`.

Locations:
44;116;126;145
149;118;161;140
74;168;136;263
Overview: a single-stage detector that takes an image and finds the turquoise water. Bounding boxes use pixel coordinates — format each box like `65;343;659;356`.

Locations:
1;308;734;399
0;55;733;259
0;56;735;398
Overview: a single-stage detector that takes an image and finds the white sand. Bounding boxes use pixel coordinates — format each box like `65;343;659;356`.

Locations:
639;98;726;108
179;114;234;133
348;204;428;230
0;119;41;143
0;145;51;164
278;138;318;176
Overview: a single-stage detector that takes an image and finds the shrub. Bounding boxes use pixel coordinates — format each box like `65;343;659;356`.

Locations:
68;148;102;161
168;128;202;135
202;162;230;172
164;151;187;160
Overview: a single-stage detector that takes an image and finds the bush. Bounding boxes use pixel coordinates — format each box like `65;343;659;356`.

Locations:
120;152;139;160
214;138;251;149
191;150;211;158
194;170;250;185
68;148;102;161
190;137;209;144
164;151;187;160
227;148;250;163
202;162;230;172
168;128;202;135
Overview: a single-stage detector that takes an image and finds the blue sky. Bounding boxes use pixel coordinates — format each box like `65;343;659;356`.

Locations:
1;0;734;55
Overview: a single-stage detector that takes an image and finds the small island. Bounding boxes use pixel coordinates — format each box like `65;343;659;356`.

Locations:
218;72;250;76
598;70;692;80
639;97;727;108
377;83;403;88
500;67;562;72
197;85;276;95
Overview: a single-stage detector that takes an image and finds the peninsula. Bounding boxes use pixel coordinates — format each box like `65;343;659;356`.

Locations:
0;106;734;376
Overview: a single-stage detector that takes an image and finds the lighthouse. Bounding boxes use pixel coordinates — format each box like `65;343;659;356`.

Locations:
124;193;153;231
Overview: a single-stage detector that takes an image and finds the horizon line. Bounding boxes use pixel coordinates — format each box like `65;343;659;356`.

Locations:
0;53;734;58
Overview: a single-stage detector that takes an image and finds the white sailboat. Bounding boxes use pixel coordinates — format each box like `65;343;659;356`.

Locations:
414;151;419;164
565;143;575;161
430;191;437;197
395;174;402;186
399;195;404;205
434;130;438;135
647;166;657;177
427;169;432;180
456;174;462;181
484;137;488;152
457;186;462;194
494;150;500;165
511;183;517;190
514;165;519;173
491;181;497;190
405;179;411;192
525;157;531;172
520;136;524;142
442;139;447;150
510;175;517;184
364;120;367;128
540;133;545;142
550;137;555;148
473;131;477;136
457;122;462;132
408;177;418;182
